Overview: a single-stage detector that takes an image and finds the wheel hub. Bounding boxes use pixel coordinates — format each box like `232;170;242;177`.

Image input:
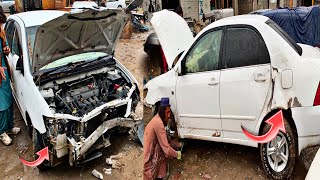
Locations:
266;132;289;172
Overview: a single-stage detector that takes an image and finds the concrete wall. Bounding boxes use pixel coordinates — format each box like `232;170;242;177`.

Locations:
180;0;211;21
238;0;253;14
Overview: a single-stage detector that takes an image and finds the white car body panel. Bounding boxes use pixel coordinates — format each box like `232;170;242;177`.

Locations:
220;65;272;140
305;147;320;180
150;9;194;69
32;9;128;71
0;0;14;12
105;0;126;9
145;13;320;154
176;70;222;138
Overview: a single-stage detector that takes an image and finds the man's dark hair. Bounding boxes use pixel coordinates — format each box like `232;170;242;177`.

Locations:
158;106;166;122
0;6;6;24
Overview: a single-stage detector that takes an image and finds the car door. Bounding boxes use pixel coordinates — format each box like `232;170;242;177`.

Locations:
5;21;27;118
220;25;272;140
175;28;223;139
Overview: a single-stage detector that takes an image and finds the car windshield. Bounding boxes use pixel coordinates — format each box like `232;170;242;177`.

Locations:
39;52;107;70
26;26;107;70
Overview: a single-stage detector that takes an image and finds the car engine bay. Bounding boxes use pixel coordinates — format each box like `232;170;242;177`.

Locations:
39;68;138;118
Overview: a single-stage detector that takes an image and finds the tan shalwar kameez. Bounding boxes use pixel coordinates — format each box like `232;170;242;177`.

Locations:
143;114;178;180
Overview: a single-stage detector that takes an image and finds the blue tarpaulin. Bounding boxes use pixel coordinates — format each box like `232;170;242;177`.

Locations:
261;6;320;47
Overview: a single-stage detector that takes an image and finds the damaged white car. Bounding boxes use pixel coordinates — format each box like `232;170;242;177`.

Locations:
145;10;320;179
6;9;141;168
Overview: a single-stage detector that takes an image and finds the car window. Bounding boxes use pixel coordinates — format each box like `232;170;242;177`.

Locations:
5;21;15;49
224;27;270;69
184;30;222;74
26;26;38;60
11;28;21;57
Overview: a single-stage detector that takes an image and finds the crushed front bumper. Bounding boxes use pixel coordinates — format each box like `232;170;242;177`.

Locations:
67;116;142;166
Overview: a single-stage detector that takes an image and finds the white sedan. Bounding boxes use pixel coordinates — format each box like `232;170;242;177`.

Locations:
105;0;126;9
145;10;320;179
0;0;14;12
6;9;141;168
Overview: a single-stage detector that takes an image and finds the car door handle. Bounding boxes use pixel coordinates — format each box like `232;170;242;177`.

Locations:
208;78;218;86
254;74;267;82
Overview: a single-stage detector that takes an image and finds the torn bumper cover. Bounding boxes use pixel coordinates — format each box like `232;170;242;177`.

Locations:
43;84;141;166
68;117;141;164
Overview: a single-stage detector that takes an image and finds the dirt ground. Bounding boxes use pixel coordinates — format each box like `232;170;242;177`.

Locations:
0;32;148;180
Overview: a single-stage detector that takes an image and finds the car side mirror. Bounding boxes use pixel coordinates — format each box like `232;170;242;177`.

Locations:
16;57;24;76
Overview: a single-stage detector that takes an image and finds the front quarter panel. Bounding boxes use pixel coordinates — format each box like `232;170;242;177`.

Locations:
145;70;178;112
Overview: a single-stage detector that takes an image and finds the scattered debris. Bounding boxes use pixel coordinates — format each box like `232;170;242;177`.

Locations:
92;169;103;179
202;173;211;179
106;153;124;169
103;168;112;175
19;147;28;154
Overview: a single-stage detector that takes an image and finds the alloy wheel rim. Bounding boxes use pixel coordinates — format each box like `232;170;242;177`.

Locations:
266;132;289;172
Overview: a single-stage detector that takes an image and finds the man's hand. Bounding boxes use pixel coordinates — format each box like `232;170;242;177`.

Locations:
177;151;182;160
3;46;10;55
0;66;6;80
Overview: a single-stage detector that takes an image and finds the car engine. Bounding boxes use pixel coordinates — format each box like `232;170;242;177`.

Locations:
40;69;133;117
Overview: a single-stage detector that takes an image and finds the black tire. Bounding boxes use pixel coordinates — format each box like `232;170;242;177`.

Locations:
260;116;297;179
33;128;51;171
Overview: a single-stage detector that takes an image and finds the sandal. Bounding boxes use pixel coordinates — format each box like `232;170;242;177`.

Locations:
6;127;21;135
0;132;12;145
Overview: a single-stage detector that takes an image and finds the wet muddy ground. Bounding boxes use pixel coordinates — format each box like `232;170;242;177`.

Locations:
0;32;147;180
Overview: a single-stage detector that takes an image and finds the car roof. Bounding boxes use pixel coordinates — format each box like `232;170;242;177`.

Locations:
204;14;270;31
10;10;66;27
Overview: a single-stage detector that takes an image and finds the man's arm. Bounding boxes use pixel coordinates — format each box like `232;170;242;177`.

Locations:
154;121;178;159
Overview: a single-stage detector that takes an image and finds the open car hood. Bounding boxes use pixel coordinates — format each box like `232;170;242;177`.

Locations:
33;9;128;72
150;10;194;69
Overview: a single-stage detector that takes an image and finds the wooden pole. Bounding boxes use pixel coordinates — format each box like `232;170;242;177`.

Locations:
290;0;293;7
312;0;314;6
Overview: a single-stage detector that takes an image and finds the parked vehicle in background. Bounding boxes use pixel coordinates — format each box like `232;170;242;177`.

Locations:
145;10;320;179
6;9;141;169
0;0;14;12
104;0;126;9
71;1;98;13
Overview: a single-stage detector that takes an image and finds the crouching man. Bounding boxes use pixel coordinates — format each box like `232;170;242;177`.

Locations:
144;97;181;180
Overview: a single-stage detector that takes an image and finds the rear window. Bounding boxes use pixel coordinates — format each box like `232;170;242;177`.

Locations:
266;19;302;56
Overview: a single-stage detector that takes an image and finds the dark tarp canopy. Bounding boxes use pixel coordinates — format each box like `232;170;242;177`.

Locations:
261;6;320;47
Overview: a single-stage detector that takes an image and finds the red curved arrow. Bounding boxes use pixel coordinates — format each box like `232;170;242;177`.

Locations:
19;147;49;167
241;110;286;144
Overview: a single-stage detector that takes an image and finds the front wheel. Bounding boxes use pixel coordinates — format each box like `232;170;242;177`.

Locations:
260;116;297;179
